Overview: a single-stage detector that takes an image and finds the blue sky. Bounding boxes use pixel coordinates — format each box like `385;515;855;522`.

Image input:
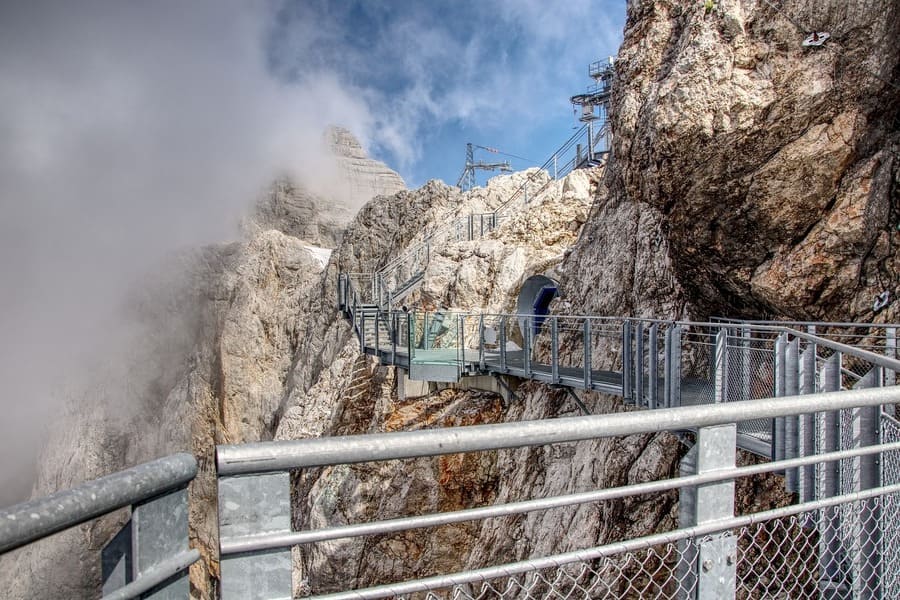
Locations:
264;0;625;186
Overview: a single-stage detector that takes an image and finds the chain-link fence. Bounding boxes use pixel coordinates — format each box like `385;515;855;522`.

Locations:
383;496;890;600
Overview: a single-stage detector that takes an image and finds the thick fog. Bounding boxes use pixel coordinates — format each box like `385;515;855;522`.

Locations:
0;2;374;506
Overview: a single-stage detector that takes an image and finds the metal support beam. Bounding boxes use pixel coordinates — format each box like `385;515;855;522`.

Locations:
564;388;591;416
678;424;738;600
583;320;592;390
648;324;658;409
623;321;633;401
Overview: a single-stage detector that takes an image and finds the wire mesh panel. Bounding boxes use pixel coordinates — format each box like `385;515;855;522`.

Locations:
737;499;886;599
405;545;697;600
882;414;900;596
367;499;890;600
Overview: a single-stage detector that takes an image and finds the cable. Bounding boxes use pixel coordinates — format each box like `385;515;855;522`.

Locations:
473;145;536;164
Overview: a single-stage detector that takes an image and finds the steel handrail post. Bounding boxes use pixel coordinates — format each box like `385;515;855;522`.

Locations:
500;316;508;372
551;316;559;384
622;320;633;401
523;317;532;377
583;319;592;390
648;323;658;408
479;315;486;371
634;322;644;407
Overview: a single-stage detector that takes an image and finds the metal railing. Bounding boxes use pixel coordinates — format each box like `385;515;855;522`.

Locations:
0;453;198;599
339;276;900;456
215;385;900;599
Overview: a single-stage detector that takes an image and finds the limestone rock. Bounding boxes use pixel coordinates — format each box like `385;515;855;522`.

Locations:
608;0;900;321
1;193;332;599
250;178;350;248
325;126;407;205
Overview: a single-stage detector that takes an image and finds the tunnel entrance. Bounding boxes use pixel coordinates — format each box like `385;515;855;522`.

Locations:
516;275;559;338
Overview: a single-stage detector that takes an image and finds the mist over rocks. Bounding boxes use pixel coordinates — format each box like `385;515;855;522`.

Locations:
0;128;406;598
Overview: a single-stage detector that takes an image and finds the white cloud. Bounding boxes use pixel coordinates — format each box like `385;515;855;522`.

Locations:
0;0;375;504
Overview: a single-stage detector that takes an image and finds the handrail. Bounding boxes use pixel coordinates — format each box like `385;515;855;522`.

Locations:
220;438;900;554
0;453;197;555
216;385;900;475
784;326;900;373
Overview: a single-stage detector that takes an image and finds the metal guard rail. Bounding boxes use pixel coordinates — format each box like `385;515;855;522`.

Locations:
0;453;198;599
217;386;898;474
214;385;900;599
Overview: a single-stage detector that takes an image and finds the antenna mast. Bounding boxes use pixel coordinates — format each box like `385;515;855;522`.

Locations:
456;143;513;191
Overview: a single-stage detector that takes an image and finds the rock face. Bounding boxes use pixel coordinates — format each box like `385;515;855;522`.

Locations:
275;167;620;594
250;178;351;248
326;126;407;207
0;129;405;598
600;0;900;322
278;0;899;594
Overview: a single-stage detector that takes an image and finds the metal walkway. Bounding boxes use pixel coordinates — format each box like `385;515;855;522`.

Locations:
339;275;899;462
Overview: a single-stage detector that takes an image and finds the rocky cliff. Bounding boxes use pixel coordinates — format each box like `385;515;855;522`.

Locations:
280;0;900;593
585;0;900;322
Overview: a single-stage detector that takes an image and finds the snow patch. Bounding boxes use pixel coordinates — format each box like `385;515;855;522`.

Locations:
303;244;333;268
